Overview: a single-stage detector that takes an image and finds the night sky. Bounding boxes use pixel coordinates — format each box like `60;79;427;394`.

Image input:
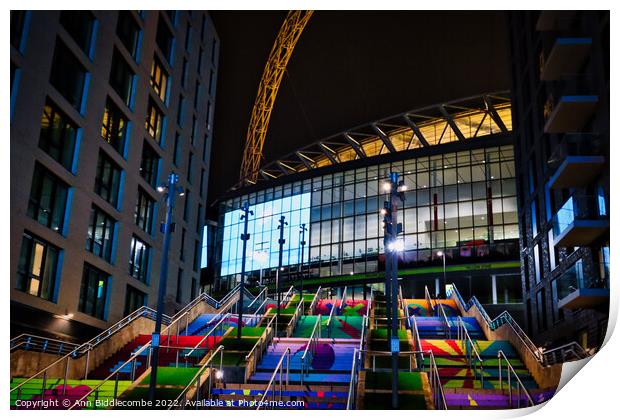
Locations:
207;11;512;209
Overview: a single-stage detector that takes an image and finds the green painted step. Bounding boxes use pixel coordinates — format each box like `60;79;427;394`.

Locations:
364;371;424;391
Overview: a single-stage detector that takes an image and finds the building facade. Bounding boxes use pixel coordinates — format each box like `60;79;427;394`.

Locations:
10;10;219;341
508;11;609;351
214;94;525;320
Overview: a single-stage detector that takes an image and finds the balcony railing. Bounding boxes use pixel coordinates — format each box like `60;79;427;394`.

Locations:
543;79;599;133
547;133;605;189
556;260;609;310
552;194;608;247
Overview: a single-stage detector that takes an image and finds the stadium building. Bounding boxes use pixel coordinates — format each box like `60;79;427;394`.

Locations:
213;93;525;321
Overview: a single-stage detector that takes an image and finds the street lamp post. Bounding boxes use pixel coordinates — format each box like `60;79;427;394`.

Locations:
276;216;288;322
382;172;406;409
299;223;307;302
148;172;183;403
238;202;253;340
437;250;446;298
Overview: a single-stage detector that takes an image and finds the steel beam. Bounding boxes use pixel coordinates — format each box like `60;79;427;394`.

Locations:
439;105;467;142
371;123;397;153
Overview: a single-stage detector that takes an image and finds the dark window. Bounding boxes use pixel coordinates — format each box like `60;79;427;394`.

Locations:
86;205;116;262
180;228;186;261
183;190;190;221
101;98;128;155
39;101;78;171
193;81;201;109
79;263;109;320
184;23;192;52
208;69;215;94
536;289;547;332
50;39;86;111
211;38;217;63
173;133;182;167
16;232;60;301
150;56;168;102
186;152;194;184
129;235;150;282
196;204;202;233
116;11;140;58
156;15;174;63
176;268;183;303
177;96;185;127
191;278;197;300
193;240;200;271
59;11;95;55
27;164;68;233
135;188;155;234
181;58;188;88
190;116;198;145
109;49;134;106
124;285;146;315
200;15;207;41
11;11;27;50
197;47;204;75
145;99;164;143
94;151;122;207
199;169;205;197
140;142;159;188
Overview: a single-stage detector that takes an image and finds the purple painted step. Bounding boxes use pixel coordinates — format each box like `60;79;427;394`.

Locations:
250;372;351;384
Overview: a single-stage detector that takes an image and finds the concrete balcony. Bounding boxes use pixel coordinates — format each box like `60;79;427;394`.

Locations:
547;133;605;189
556;261;609;310
552;194;608;248
543;94;598;133
540;38;592;81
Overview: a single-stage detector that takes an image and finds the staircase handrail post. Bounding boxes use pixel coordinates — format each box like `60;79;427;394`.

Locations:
339;286;348;313
497;350;534;407
256;347;291;410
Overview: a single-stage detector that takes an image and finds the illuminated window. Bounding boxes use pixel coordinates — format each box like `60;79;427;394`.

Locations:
129;235;150;282
135;188;155;234
27;164;68;233
39;101;78;171
79;263;109;320
59;11;95;55
94;151;122;208
116;11;140;58
109;48;134;106
16;232;60;301
50;39;87;111
86;205;116;263
145;99;164;143
101;98;128;155
150;56;168;102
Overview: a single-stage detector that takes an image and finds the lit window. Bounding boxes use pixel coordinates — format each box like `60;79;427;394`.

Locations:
79;263;109;320
16;232;60;301
39;101;78;171
101;98;128;155
145;99;164;143
150;56;168;102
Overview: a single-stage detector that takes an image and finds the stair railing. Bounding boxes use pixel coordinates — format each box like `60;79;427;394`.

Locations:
410;315;425;367
10;334;80;356
247;287;268;309
497;350;534;408
307;286;322;315
168;345;225;409
281;285;295;307
346;348;361;409
438;303;452;340
359;315;368;353
245;312;278;382
252;295;269;317
338;286;348;314
300;314;321;385
448;283;588;366
367;288;374;318
359;349;422;373
286;298;305;337
68;312;203;409
256;347;291;410
424;285;436;314
326;300;337;337
427;350;448;409
184;313;231;359
458;316;484;388
399;286;411;329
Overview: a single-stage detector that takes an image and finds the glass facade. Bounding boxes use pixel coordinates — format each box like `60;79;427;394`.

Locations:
216;145;519;282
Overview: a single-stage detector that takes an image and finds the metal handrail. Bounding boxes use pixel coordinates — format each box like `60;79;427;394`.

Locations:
498;350;534;408
358;349;422;373
448;283;587;366
10;334;80;355
424;285;436;313
286;298;305;337
256;347;291;410
326;300;337;336
184;313;231;359
346;348;361;409
359;315;368;353
366;288;373;318
300;314;321;384
399;286;410;329
68;312;200;409
438;303;452;340
307;286;322;315
410;315;424;366
427;350;447;409
168;345;225;409
339;286;348;312
281;285;295;307
457;316;484;387
252;296;269;317
245;312;277;366
247;287;268;309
